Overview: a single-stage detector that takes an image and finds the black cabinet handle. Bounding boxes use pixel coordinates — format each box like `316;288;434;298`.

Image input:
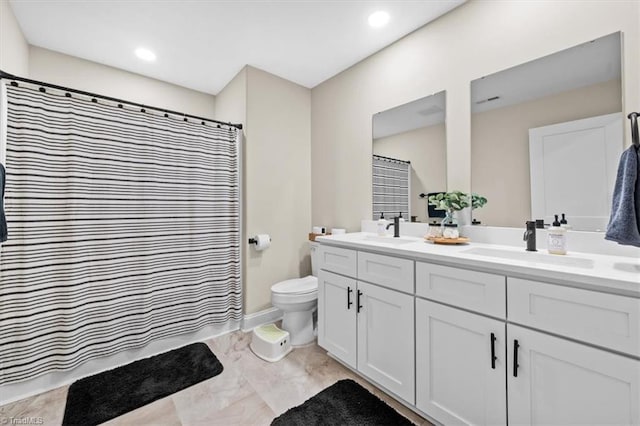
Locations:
513;339;520;377
490;333;497;369
347;286;353;310
357;290;363;313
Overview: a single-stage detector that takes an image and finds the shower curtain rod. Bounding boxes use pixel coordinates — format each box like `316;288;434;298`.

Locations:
373;154;411;164
0;70;243;130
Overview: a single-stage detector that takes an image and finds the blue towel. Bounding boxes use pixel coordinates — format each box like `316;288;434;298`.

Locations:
1;163;6;243
605;145;640;247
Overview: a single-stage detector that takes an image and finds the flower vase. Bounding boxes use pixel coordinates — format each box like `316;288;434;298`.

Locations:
441;210;457;227
441;210;460;239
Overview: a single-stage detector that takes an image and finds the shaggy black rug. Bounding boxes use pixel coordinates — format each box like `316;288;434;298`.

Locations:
271;379;414;425
62;342;223;426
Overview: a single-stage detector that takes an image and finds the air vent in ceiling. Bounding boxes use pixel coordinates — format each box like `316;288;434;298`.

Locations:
475;96;500;105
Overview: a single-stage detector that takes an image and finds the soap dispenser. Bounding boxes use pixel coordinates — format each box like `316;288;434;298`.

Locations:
547;214;567;255
560;213;572;230
377;212;388;236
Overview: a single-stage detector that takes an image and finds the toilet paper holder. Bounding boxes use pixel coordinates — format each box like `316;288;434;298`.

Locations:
248;236;271;245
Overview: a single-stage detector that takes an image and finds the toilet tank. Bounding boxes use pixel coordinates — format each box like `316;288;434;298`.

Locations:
310;241;319;277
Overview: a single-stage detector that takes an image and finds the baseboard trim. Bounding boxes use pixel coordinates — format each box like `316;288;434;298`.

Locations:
242;307;283;332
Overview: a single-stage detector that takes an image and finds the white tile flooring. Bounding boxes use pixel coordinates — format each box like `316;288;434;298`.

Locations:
1;331;432;425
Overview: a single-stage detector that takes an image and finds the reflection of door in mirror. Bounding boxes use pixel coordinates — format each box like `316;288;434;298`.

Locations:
471;32;622;231
529;113;623;232
372;92;447;222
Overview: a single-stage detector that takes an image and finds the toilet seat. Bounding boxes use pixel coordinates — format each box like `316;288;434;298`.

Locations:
270;274;318;347
271;276;318;295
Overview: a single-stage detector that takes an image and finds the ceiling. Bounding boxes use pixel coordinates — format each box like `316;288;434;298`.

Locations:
9;0;466;95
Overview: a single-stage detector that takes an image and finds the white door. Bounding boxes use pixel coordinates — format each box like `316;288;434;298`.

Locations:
416;298;506;425
529;112;623;231
317;270;357;368
508;324;640;426
357;281;415;404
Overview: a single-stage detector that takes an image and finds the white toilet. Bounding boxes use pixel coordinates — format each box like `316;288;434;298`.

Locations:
270;242;319;346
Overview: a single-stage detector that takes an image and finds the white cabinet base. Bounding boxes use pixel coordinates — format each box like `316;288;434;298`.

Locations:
318;270;357;368
357;281;415;404
508;324;640;426
416;299;506;425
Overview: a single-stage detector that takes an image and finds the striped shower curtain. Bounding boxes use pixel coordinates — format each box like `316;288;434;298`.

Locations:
372;155;410;220
0;81;242;384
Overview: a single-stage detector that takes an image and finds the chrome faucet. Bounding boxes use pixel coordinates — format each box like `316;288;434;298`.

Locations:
386;216;401;238
523;221;537;251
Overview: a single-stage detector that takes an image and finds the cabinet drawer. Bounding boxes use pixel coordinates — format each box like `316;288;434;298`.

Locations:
357;251;414;293
416;262;505;318
508;278;640;357
318;245;357;277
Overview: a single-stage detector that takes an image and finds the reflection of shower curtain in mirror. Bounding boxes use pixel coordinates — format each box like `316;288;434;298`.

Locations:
0;81;242;385
372;155;410;220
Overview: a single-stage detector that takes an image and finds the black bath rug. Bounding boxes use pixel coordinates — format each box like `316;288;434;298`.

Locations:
271;379;414;426
62;342;223;426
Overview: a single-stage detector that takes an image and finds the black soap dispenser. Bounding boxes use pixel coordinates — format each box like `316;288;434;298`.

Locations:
560;213;571;229
552;214;561;227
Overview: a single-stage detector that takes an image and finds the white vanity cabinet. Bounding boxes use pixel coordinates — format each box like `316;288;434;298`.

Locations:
415;262;507;425
356;280;414;403
316;239;640;426
317;269;357;367
317;246;415;404
416;298;506;425
507;278;640;425
507;324;640;426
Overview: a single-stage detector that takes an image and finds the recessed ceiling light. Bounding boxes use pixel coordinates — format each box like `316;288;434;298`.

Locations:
368;11;390;28
135;47;156;62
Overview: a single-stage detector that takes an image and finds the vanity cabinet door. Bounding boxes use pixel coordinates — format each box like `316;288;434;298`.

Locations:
357;281;415;404
416;298;506;425
317;270;357;368
507;324;640;426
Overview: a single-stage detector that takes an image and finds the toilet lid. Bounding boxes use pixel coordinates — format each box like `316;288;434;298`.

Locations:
271;276;318;294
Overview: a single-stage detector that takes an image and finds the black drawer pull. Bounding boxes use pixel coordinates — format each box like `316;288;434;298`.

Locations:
513;339;520;377
490;333;497;369
347;286;353;310
357;290;363;313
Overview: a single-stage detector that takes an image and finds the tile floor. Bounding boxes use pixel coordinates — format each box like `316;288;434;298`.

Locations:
1;331;432;425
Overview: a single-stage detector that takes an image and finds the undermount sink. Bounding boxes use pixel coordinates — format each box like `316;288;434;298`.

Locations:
463;247;594;269
363;235;417;245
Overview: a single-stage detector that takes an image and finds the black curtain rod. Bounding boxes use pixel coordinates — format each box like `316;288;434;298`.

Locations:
373;154;410;164
0;70;243;130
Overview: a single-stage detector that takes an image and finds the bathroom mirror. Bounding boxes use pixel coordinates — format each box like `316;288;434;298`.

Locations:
372;91;446;223
471;32;623;232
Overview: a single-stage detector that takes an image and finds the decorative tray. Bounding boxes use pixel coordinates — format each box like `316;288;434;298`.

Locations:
425;236;470;245
308;232;331;242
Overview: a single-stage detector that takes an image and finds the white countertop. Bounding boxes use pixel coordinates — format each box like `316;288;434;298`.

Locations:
316;232;640;298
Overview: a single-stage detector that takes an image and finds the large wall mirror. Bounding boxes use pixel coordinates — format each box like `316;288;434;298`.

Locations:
471;32;623;232
372;91;447;222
